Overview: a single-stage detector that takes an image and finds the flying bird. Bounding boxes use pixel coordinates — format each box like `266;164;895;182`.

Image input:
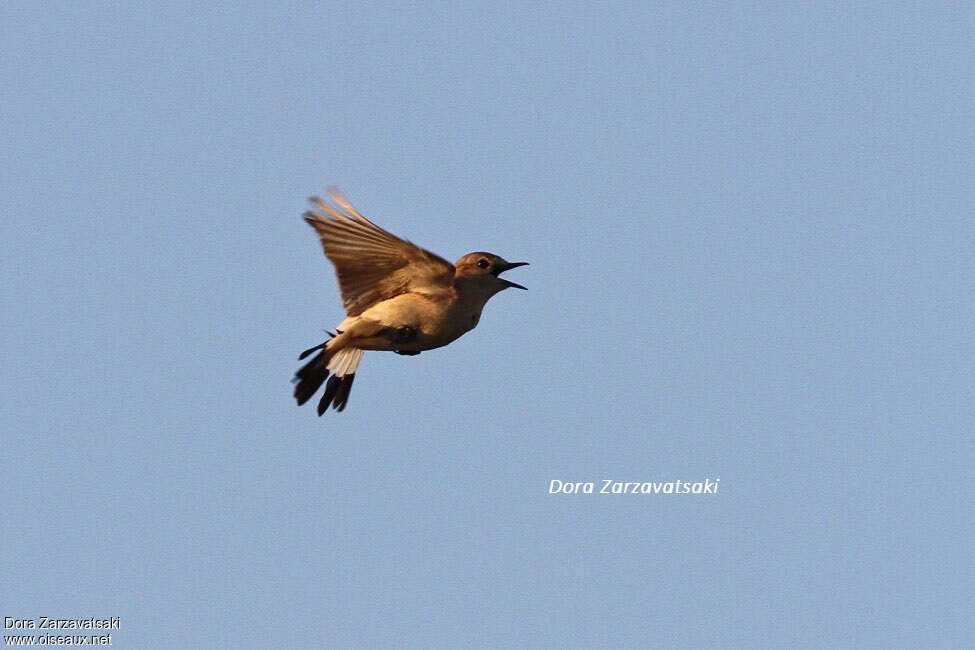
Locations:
294;189;528;415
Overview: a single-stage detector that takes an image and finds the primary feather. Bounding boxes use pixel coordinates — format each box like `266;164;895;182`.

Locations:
304;189;455;316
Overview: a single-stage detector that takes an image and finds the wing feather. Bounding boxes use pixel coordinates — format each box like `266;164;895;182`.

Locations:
304;189;455;315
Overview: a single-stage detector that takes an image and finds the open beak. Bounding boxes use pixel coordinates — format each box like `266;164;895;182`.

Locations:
496;261;529;290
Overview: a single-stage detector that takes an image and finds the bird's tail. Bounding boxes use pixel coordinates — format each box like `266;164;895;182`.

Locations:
293;336;364;415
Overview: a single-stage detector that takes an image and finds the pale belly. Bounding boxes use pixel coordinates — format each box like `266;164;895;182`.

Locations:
354;292;483;352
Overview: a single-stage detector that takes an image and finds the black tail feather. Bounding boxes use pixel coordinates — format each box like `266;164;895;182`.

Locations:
295;335;358;415
293;350;329;406
317;373;356;415
333;374;355;412
299;332;337;360
298;343;325;361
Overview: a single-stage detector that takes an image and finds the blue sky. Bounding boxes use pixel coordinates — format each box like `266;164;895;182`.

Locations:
2;2;974;647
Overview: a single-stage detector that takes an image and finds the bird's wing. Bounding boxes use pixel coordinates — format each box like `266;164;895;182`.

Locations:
304;189;455;316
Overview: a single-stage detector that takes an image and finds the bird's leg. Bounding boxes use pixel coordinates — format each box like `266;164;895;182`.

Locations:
377;325;417;344
375;325;420;355
393;326;417;343
342;320;421;353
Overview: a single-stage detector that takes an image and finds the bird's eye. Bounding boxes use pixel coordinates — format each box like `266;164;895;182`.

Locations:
476;258;490;269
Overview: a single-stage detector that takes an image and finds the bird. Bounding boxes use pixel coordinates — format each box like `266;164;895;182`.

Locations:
293;188;528;415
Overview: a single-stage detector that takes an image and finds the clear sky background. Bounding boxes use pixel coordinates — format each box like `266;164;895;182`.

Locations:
2;2;973;647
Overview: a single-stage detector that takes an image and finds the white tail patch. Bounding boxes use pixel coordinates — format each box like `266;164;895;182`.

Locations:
328;348;363;377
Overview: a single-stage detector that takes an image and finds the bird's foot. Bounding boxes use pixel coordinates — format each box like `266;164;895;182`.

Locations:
395;350;421;356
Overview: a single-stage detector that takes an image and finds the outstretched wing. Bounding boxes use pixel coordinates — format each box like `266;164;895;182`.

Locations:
304;189;455;315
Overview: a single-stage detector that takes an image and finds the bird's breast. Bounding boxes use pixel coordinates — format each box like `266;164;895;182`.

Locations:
428;302;478;345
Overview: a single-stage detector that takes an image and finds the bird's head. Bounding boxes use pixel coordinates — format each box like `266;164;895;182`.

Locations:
454;252;529;292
